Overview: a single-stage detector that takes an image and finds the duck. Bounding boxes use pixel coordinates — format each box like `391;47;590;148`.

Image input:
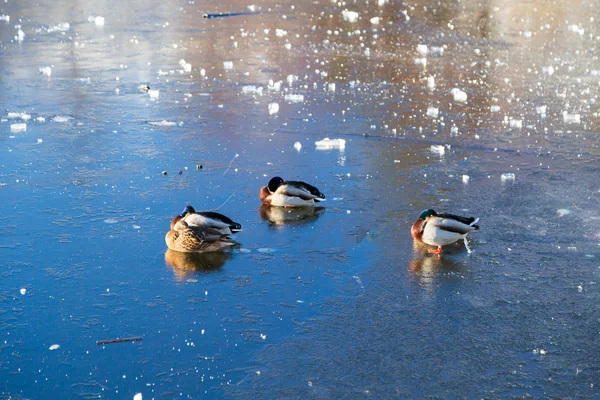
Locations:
179;205;241;235
259;176;326;207
165;215;237;253
411;209;479;254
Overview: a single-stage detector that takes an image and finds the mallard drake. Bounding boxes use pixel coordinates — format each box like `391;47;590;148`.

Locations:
180;205;241;235
411;209;479;254
165;215;237;253
259;176;326;207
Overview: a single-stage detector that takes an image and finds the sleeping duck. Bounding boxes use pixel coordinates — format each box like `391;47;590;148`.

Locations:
411;209;479;254
179;205;241;236
165;215;237;253
259;176;326;207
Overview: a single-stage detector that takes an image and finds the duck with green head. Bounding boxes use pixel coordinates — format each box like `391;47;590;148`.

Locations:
411;209;480;254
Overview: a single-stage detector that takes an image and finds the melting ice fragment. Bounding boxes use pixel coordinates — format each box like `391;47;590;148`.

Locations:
501;173;515;182
369;17;380;24
416;44;428;56
223;61;233;70
563;113;580;124
315;138;346;150
147;89;159;99
426;107;439;118
20;288;26;295
94;16;105;26
450;88;467;102
53;116;72;123
284;94;304;103
49;344;60;351
10;123;27;132
462;175;470;184
430;144;446;156
293;142;302;151
342;10;359;23
268;103;279;115
427;76;435;90
148;120;177;127
178;59;192;72
556;208;571;217
133;394;142;400
0;15;9;22
39;66;52;76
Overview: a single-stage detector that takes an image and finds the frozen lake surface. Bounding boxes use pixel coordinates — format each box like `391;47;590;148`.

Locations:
1;0;599;398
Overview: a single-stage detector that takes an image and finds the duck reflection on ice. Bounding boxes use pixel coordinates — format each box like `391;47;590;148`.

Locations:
259;204;326;227
409;241;464;286
164;249;231;279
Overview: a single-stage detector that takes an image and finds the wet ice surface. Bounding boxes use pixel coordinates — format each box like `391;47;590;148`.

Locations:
1;0;599;398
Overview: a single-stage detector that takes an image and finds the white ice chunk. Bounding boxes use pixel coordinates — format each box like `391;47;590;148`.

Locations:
416;44;428;56
508;118;522;129
377;0;388;5
49;344;60;351
39;66;52;76
242;85;263;95
94;16;105;26
542;66;554;75
35;117;46;123
268;80;282;91
20;114;31;121
17;29;25;42
490;105;501;112
315;138;346;150
430;46;444;56
286;74;298;85
427;76;435;90
501;173;515;182
133;394;142;400
0;15;10;22
426;107;439;119
342;10;359;23
10;123;27;132
327;82;336;92
284;43;292;50
430;144;446;156
223;61;233;70
20;288;26;295
147;89;160;99
450;88;468;102
294;142;302;151
275;29;287;37
148;120;176;127
536;105;547;115
568;24;584;35
284;94;304;103
52;116;72;123
563;113;581;124
268;103;279;115
556;208;571;217
370;17;380;25
414;57;427;66
178;59;192;72
462;175;470;184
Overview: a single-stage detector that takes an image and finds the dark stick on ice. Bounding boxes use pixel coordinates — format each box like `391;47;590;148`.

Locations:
96;336;143;345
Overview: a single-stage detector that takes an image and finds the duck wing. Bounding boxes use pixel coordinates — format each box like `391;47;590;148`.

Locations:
279;181;326;201
437;213;480;229
184;212;242;232
428;216;478;235
185;225;231;243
